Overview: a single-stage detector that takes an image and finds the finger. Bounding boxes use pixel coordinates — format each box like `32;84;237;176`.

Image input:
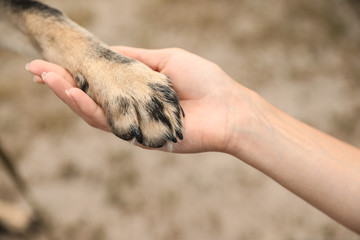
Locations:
43;72;109;131
42;72;79;111
111;46;176;72
33;75;43;83
66;88;109;131
26;60;76;86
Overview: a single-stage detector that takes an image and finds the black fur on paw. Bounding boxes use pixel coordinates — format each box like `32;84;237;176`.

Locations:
105;80;184;148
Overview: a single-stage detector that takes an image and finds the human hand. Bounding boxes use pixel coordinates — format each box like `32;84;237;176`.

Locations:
27;47;251;153
26;61;110;132
26;48;360;233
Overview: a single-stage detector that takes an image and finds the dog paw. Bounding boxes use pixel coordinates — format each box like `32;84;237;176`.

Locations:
74;49;184;148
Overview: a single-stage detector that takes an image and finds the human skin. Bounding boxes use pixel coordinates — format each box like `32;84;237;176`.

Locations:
26;47;360;233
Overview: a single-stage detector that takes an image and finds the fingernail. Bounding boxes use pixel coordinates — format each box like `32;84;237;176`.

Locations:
33;76;42;83
41;72;47;81
65;89;76;104
25;63;29;71
65;89;72;99
41;72;49;85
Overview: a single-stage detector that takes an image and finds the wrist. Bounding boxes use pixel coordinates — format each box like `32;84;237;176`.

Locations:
223;86;278;163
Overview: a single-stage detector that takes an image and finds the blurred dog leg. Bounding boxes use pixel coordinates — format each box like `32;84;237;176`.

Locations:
0;198;33;233
0;143;34;234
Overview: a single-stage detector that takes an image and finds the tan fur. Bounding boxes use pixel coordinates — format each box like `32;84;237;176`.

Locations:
0;0;184;232
0;0;184;148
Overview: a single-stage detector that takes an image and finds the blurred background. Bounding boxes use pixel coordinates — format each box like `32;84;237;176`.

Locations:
0;0;360;239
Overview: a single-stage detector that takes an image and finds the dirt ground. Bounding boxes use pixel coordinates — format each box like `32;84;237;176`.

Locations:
1;0;360;239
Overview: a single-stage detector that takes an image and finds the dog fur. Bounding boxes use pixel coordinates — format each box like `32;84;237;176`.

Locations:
0;0;184;148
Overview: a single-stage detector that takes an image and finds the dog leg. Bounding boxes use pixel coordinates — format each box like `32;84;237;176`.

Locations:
0;143;34;234
0;0;183;148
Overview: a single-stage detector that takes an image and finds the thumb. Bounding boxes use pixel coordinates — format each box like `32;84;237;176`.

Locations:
111;46;173;72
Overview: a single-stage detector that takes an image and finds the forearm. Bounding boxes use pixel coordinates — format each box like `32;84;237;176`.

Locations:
227;88;360;233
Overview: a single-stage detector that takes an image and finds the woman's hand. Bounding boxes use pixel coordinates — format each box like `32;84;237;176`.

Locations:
27;47;252;153
26;47;360;233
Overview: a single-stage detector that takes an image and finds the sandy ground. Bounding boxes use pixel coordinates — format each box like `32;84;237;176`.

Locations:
0;0;360;239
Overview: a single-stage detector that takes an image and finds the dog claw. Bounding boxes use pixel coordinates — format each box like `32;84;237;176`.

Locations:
180;106;185;118
132;127;143;144
170;135;178;143
176;130;183;141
